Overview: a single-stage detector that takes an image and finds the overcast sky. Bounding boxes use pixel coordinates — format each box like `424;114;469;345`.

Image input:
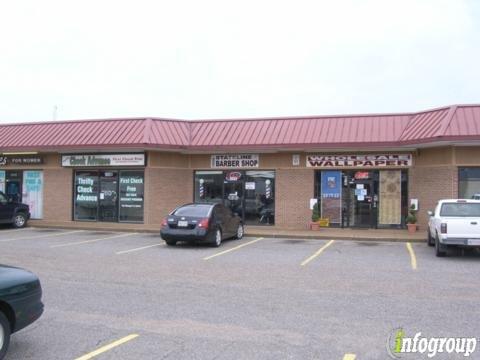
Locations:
0;0;479;123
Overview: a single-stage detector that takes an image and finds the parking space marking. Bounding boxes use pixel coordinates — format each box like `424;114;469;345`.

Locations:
343;354;356;360
0;227;30;234
116;243;164;254
203;237;264;260
74;333;139;360
300;240;335;266
406;242;417;270
51;232;135;248
0;230;84;242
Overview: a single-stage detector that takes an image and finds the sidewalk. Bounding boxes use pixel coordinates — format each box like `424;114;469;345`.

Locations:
29;221;426;243
245;226;426;242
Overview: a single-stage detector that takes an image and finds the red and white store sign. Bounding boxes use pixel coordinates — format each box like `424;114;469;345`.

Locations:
225;171;242;181
306;154;412;168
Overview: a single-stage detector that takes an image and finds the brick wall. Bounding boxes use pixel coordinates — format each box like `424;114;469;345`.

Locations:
409;166;457;230
43;168;73;221
145;168;193;225
275;169;314;229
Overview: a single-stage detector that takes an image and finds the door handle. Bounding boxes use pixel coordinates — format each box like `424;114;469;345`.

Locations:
471;222;477;225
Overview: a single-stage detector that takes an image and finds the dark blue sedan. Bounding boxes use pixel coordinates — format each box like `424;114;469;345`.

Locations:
160;203;244;247
0;265;44;359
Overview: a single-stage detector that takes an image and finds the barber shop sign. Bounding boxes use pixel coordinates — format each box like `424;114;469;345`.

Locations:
211;154;259;168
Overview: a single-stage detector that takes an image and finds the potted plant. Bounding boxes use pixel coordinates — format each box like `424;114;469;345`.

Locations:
310;202;320;230
406;204;417;233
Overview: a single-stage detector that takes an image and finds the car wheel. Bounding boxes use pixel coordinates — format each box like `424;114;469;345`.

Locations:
435;234;447;257
12;213;27;228
427;230;435;247
0;311;11;360
235;224;244;240
212;228;222;247
165;240;177;246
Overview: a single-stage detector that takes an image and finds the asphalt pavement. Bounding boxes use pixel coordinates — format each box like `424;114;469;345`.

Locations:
1;226;479;359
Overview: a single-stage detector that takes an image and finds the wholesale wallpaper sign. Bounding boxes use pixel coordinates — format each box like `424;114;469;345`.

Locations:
211;154;259;168
307;154;412;168
62;154;145;167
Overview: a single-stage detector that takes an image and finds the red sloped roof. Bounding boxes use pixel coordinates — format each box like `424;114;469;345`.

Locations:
0;104;479;151
189;114;412;148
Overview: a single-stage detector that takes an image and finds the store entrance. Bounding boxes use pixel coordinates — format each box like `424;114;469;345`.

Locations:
99;171;118;222
343;171;378;228
223;176;244;219
5;171;23;203
195;170;275;226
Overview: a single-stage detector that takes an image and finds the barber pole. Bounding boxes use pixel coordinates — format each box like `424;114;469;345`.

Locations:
199;179;205;199
265;179;271;199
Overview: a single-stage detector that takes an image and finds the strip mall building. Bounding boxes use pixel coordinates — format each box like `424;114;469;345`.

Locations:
1;104;479;232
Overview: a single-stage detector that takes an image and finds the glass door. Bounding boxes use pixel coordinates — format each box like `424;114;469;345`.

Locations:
223;177;244;219
353;180;374;227
98;171;118;222
6;171;23;203
342;171;378;228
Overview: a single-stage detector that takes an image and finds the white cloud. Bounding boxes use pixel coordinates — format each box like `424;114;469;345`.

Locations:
0;0;478;122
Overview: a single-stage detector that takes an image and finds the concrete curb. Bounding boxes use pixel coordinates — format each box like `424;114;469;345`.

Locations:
28;224;425;243
245;232;426;243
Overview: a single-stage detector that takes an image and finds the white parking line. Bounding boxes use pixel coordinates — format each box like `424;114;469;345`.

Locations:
203;237;263;260
51;233;135;248
300;240;335;266
116;243;164;255
0;227;31;234
0;230;84;242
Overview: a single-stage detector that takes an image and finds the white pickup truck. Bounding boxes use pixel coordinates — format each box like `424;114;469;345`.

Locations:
427;199;480;257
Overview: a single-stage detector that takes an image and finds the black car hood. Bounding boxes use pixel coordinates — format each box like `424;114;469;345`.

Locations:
0;264;40;295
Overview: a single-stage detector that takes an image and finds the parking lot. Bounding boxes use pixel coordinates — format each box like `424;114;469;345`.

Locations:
1;227;479;359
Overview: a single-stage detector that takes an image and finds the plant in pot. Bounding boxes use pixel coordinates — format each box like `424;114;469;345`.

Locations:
310;202;320;230
406;204;417;233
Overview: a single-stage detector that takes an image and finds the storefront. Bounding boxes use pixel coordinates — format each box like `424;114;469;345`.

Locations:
0;104;479;232
0;155;44;219
310;154;411;228
194;155;275;225
62;154;145;223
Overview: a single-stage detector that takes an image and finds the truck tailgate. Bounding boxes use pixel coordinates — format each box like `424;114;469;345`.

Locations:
444;217;480;238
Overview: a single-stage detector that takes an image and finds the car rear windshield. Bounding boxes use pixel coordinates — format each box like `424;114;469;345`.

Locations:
440;203;480;217
173;205;211;217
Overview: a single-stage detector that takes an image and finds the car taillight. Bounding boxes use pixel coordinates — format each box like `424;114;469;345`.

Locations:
198;218;209;228
161;218;168;228
441;223;447;234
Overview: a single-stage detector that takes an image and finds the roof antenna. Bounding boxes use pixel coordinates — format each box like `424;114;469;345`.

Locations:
52;105;58;121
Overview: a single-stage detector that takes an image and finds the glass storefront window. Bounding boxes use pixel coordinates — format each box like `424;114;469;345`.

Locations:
195;171;223;203
74;170;144;222
22;171;44;219
119;171;144;222
459;168;480;199
315;169;408;228
75;171;99;221
245;171;275;225
194;170;275;226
